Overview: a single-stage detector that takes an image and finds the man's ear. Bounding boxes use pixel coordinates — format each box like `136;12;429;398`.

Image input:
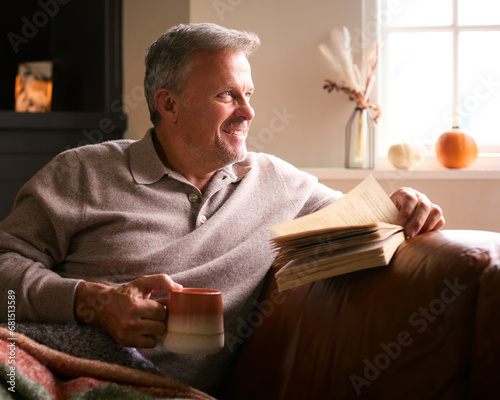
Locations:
154;88;178;123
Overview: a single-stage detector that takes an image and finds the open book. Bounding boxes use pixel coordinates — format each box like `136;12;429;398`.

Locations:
269;175;406;291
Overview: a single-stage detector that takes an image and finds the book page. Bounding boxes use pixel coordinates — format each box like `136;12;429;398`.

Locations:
270;175;399;236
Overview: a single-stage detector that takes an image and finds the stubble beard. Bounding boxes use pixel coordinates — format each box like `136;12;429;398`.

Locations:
220;132;248;163
218;118;249;165
183;130;247;172
208;133;247;169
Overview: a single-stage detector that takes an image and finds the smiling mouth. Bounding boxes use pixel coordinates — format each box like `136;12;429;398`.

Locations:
222;129;245;136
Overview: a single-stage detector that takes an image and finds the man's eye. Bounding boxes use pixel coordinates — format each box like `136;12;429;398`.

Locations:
221;91;231;97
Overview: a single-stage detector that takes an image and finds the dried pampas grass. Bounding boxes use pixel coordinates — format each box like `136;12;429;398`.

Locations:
319;27;381;122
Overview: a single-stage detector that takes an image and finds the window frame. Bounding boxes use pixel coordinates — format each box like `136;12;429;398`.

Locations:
368;0;500;169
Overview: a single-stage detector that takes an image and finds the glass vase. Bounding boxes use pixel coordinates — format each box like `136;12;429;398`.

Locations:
345;107;375;169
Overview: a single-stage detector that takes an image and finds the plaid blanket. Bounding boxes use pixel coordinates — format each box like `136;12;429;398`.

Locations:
0;326;215;399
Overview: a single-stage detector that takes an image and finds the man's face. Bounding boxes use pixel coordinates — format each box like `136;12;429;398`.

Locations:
174;50;255;171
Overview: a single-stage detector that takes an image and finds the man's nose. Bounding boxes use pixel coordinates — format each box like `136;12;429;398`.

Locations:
235;98;255;121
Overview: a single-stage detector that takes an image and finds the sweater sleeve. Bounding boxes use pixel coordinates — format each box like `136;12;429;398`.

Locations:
265;154;344;218
0;150;86;323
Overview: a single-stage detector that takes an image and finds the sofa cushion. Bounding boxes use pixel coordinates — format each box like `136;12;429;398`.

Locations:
222;230;500;400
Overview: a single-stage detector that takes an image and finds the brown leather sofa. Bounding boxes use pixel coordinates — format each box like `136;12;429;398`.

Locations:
219;230;500;400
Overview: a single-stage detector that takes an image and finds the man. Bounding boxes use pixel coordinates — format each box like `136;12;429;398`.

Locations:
0;23;444;393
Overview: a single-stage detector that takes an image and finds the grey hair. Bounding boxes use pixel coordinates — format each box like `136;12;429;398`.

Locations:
144;23;261;125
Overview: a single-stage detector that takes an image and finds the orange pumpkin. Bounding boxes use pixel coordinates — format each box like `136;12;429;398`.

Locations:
436;127;478;169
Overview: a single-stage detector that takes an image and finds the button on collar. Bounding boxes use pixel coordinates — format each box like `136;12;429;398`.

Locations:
188;193;199;203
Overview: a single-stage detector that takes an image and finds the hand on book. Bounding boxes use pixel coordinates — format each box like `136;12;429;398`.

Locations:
269;176;444;291
390;188;445;238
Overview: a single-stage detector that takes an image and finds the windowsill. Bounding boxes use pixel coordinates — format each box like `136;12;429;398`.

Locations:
301;168;500;180
302;155;500;180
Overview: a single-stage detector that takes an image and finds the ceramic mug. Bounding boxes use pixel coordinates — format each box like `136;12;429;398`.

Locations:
162;288;224;355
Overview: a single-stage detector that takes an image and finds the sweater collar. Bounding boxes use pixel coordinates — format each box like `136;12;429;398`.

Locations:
130;129;252;185
130;129;170;185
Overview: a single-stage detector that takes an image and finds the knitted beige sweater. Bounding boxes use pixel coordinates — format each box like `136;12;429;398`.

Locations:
0;129;342;393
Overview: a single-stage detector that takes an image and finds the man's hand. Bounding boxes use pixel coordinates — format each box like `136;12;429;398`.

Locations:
390;187;445;238
75;274;183;348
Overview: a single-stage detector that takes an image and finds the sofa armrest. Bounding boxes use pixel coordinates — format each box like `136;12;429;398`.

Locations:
222;230;500;400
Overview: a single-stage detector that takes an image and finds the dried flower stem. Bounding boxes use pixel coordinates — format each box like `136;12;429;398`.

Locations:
323;79;381;123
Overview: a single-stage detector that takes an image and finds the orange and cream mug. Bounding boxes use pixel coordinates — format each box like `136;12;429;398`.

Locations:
162;288;224;355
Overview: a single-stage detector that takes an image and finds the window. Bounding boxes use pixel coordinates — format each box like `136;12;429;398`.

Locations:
377;0;500;161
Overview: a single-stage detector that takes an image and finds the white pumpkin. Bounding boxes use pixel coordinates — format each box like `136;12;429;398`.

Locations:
387;143;423;170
